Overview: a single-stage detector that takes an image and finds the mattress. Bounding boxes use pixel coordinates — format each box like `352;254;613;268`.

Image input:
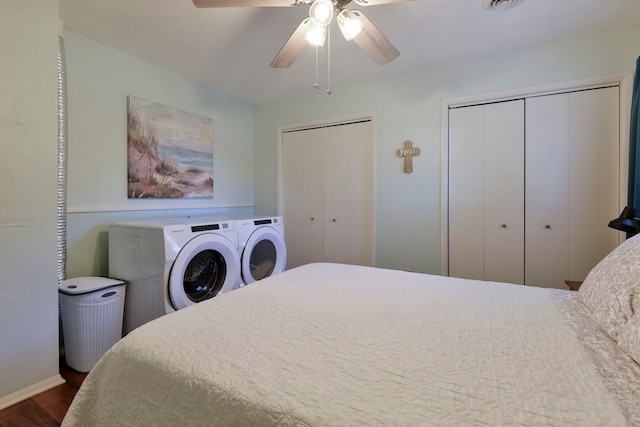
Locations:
62;263;640;426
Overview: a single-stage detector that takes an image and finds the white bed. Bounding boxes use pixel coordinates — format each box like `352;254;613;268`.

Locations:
62;236;640;426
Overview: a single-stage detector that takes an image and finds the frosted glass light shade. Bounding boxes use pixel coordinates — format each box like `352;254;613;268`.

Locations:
305;20;327;46
309;0;334;26
337;9;363;41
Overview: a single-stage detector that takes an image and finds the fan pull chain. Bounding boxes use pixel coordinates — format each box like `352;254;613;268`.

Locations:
326;25;332;95
313;45;320;89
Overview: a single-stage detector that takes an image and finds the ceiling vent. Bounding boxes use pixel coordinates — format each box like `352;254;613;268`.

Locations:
481;0;523;11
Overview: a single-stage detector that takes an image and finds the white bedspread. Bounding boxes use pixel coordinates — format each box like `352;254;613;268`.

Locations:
62;263;632;426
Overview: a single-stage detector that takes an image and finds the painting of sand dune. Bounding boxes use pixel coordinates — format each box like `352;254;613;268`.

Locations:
127;96;214;199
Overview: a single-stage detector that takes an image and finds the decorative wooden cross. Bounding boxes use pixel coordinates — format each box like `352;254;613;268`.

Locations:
396;140;421;173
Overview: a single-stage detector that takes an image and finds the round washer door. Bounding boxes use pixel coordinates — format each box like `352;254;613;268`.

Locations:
241;226;287;285
169;233;240;310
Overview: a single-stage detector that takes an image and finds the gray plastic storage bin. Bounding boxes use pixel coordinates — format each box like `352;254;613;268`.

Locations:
59;277;126;372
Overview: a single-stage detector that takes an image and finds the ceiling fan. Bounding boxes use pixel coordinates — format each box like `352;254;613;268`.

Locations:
192;0;406;68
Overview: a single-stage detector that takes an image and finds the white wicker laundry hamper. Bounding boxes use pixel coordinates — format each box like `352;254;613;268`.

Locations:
59;277;126;372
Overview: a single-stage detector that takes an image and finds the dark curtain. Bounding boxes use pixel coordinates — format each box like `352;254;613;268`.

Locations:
628;56;640;208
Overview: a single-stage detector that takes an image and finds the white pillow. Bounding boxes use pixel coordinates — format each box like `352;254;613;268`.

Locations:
619;313;640;365
579;233;640;341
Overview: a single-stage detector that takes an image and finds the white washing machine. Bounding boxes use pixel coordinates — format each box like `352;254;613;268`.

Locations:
109;217;240;334
236;216;287;286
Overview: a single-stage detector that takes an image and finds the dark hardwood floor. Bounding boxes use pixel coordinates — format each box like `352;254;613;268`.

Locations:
0;359;87;427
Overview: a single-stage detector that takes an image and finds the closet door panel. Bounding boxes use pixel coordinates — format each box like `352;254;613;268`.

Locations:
484;100;525;284
282;131;305;269
448;105;486;280
282;129;325;268
525;94;570;288
344;121;375;266
302;130;326;266
323;126;349;263
569;87;620;280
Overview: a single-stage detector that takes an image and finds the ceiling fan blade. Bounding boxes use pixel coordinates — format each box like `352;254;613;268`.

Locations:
353;0;415;5
193;0;296;7
351;11;399;66
270;18;311;68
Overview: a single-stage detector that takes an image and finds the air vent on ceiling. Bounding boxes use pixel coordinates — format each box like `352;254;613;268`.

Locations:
481;0;523;11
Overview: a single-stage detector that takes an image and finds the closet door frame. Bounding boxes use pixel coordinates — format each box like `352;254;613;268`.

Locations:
277;112;377;265
440;73;633;276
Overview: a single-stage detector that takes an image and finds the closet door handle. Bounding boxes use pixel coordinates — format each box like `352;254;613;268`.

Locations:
544;224;551;229
310;217;314;221
332;218;337;223
500;224;507;229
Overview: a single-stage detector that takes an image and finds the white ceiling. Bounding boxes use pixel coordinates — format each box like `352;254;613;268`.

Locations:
59;0;640;105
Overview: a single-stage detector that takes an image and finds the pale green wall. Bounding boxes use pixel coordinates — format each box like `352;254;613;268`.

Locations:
64;31;255;278
254;26;640;274
0;1;61;405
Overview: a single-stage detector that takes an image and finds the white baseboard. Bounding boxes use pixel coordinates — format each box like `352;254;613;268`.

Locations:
0;374;66;411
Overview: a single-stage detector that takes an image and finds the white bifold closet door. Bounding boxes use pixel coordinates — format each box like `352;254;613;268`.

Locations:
282;121;374;269
448;99;525;284
448;86;619;288
525;88;620;287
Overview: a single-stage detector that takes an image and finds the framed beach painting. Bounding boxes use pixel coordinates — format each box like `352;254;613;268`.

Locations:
127;96;214;199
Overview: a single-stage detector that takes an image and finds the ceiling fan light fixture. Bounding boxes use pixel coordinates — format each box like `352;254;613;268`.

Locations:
305;20;327;46
309;0;334;26
337;9;364;41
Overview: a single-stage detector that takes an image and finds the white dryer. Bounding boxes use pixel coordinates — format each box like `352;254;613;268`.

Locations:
236;216;287;286
109;217;240;334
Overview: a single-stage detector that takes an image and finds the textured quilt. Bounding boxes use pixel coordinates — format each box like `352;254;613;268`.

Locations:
62;263;633;426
